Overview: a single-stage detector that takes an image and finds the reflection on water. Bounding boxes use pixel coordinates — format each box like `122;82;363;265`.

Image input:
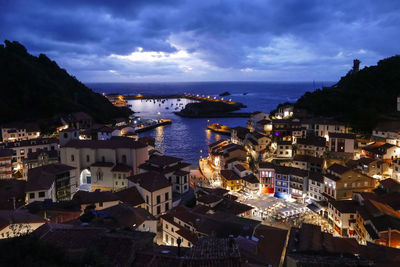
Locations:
155;126;165;154
130;98;248;167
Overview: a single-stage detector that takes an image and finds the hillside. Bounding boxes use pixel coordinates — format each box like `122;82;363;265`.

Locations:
0;41;131;126
291;56;400;131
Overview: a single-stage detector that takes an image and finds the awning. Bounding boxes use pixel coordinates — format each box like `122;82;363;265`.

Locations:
307;203;321;213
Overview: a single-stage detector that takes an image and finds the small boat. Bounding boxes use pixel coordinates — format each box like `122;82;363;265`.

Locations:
165;107;169;110
177;98;181;101
243;92;248;95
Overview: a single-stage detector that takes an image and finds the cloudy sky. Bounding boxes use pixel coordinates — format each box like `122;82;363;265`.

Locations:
1;0;399;82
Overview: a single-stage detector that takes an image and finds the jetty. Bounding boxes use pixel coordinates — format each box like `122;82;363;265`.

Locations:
134;119;172;133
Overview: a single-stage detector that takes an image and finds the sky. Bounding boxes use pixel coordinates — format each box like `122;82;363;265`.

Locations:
1;0;399;82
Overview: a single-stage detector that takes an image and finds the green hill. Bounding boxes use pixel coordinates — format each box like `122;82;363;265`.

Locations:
292;56;400;132
0;41;131;126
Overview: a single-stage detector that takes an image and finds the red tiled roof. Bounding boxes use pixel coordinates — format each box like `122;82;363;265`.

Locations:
220;170;241;181
128;172;171;192
146;154;182;166
114;186;145;207
111;163;132;173
328;163;350;175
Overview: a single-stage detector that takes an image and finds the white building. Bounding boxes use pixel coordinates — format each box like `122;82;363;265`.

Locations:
128;171;172;217
1;122;40;142
296;136;326;157
276;141;292;158
26;163;76;203
0;137;59;171
307;172;324;202
60;137;148;192
139;154;191;195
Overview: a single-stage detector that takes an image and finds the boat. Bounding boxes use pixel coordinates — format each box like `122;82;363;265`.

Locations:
206;123;231;136
243;92;248;95
166;107;169;110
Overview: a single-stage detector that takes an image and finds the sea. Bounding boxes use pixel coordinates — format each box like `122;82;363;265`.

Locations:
87;82;333;167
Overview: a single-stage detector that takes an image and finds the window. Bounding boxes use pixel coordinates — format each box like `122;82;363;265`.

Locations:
165;192;169;200
165;202;169;211
86;155;90;162
102;156;105;162
29;192;35;199
122;155;127;164
99;202;103;207
184;176;187;183
146;195;149;204
157;195;161;204
38;192;45;198
71;154;75;161
165;223;168;229
96;169;103;181
157;205;161;215
176;185;180;191
175;176;180;184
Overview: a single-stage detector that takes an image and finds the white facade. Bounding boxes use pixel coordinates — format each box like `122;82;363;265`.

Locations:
308;179;324;201
1;128;40;142
60;140;148;191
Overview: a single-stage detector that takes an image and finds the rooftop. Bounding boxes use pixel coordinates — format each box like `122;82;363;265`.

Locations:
26;163;75;192
128;172;171;192
63;136;147;149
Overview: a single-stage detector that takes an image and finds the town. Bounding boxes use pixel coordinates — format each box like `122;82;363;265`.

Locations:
1;92;400;266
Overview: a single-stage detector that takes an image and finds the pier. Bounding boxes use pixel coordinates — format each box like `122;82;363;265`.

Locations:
134;119;172;133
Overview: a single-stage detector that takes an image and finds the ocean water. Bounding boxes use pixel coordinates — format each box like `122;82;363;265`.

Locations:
87;82;332;166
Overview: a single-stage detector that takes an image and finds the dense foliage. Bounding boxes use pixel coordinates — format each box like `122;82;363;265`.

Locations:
0;41;131;125
293;56;400;132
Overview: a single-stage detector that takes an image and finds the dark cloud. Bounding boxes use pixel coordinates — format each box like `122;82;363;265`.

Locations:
0;0;399;81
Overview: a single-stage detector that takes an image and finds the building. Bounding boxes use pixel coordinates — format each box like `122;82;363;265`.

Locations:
220;169;242;192
26;163;75;203
353;192;400;248
0;210;45;239
0;149;13;179
327;199;357;237
231;126;250;145
0;179;26;210
323;163;377;200
60;112;93;130
307;172;324;202
0;137;59;173
128;171;172;217
246;131;270;154
347;157;385;179
139;154;191;195
362;142;400;160
275;104;294;119
290;154;324;172
60;137;148;191
22;149;59;179
1;122;40;142
276;140;292;158
113;186;145;208
72;190;120;212
101;203;157;234
208;141;246;171
372;120;400;146
328;132;356;161
241;173;259;194
258;162;276;194
296;136;326;157
274;166;308;200
306;118;347;140
247;112;270;132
